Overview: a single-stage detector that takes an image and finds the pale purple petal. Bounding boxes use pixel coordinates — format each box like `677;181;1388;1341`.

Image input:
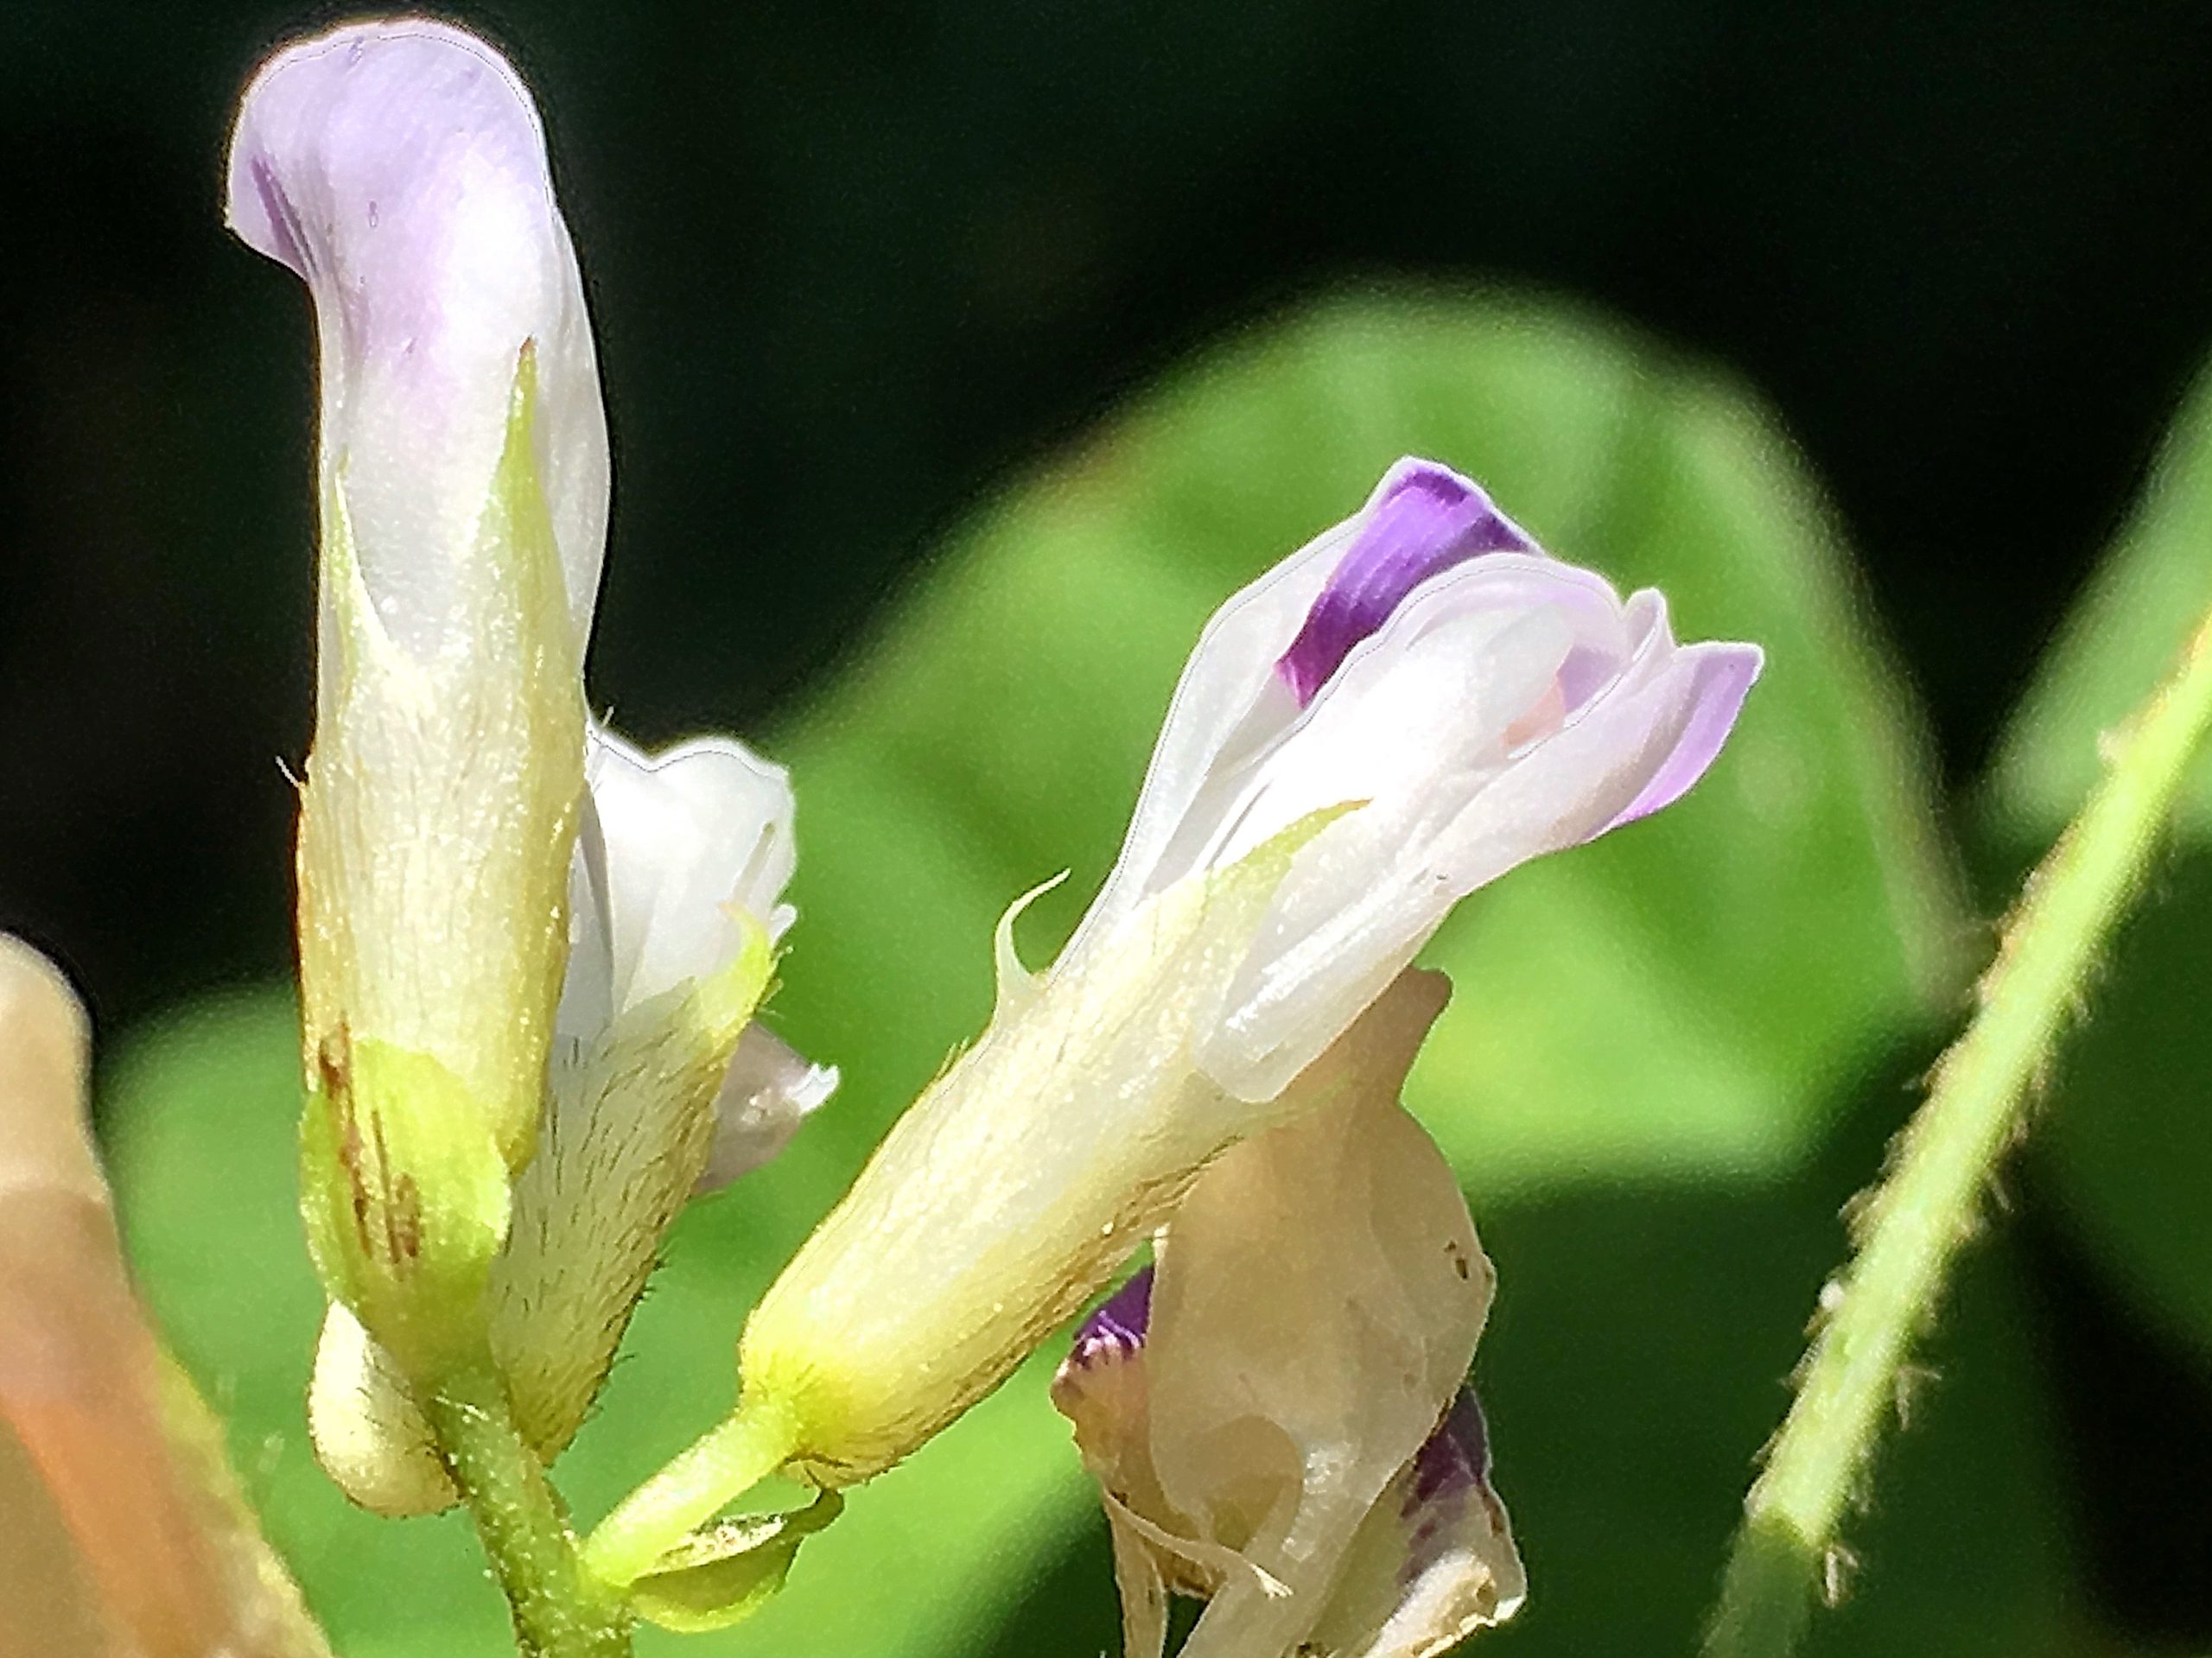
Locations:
1277;461;1536;705
226;22;543;361
1599;642;1764;831
1198;580;1759;1100
226;19;607;655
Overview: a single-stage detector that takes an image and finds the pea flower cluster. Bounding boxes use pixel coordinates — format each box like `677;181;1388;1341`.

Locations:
194;15;1761;1654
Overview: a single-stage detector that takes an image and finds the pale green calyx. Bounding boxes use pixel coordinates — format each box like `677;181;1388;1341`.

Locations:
492;922;776;1453
298;348;584;1173
310;940;776;1514
733;806;1352;1490
296;349;583;1369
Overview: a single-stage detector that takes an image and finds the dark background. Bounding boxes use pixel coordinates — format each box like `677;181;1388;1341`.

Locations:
3;0;2210;1644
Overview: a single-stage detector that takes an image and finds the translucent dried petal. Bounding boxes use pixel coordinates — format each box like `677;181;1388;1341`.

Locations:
1053;971;1523;1658
1305;1387;1524;1658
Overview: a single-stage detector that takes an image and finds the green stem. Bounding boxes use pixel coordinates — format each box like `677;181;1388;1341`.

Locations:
581;1396;798;1590
421;1368;632;1658
1703;606;2212;1658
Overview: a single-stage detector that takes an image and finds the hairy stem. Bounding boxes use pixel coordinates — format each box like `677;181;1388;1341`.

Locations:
581;1396;799;1590
1703;605;2212;1657
422;1367;631;1658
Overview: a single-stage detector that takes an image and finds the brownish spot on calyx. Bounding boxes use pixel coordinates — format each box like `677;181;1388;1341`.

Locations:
317;1026;375;1260
317;1023;423;1274
366;1109;424;1271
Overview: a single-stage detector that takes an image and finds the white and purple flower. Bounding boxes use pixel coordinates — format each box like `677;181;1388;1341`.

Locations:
731;456;1758;1501
1079;456;1763;1097
228;16;607;662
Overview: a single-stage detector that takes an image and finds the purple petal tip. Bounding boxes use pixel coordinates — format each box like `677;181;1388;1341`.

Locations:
1276;460;1537;706
226;21;548;307
1605;641;1764;832
1065;1266;1153;1370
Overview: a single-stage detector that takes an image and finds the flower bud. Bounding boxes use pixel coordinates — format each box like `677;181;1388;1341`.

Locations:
493;727;831;1456
236;21;839;1503
228;19;602;1372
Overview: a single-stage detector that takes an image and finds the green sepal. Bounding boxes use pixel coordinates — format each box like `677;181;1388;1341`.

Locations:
686;911;779;1051
296;346;584;1178
627;1493;843;1635
299;1035;511;1382
489;912;778;1456
739;799;1363;1488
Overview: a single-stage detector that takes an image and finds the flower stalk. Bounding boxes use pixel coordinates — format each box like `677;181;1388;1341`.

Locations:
580;1400;801;1591
1702;600;2212;1657
421;1366;631;1658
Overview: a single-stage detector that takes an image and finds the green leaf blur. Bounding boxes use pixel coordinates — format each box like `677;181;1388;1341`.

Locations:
107;289;2078;1656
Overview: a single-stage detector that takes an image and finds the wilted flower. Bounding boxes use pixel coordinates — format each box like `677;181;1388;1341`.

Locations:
684;458;1758;1529
226;16;830;1499
1053;972;1524;1658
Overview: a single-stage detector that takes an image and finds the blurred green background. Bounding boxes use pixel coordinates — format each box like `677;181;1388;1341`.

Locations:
5;3;2212;1655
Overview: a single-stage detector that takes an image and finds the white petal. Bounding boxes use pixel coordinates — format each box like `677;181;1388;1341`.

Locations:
1189;567;1612;1097
1071;512;1359;946
570;722;797;1026
1198;582;1752;1100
